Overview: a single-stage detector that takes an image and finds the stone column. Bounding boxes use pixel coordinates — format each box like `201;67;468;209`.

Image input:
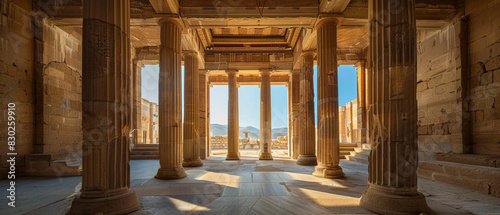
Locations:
207;84;211;158
199;69;208;159
155;18;187;179
183;53;203;167
69;0;141;214
356;61;367;145
339;106;346;142
226;69;240;160
296;53;317;166
313;17;344;179
287;78;292;157
149;102;154;143
291;70;301;159
360;0;430;214
259;69;273;160
132;60;142;144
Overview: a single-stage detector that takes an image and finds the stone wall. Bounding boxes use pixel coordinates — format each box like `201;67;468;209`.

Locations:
416;0;500;158
416;18;469;160
34;18;82;154
466;0;500;155
0;0;35;178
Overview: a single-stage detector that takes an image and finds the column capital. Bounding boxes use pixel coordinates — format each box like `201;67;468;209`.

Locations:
158;18;184;30
199;69;208;75
183;51;198;58
259;68;272;76
226;69;239;76
315;16;343;29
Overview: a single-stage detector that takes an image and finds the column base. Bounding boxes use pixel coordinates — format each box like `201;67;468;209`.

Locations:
155;165;187;179
296;155;317;166
226;151;240;160
68;189;140;215
259;152;273;160
183;157;204;167
313;164;344;179
360;184;431;215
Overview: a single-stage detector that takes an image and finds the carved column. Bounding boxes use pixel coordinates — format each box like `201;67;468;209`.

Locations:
291;70;301;159
313;18;344;178
155;18;187;179
207;84;211;158
287;77;292;158
69;0;140;214
132;60;142;144
226;69;240;160
199;69;208;159
339;106;346;142
259;69;273;160
356;60;367;145
183;53;203;167
296;53;317;166
149;102;154;143
360;0;430;214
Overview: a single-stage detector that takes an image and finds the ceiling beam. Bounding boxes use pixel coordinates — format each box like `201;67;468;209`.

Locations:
320;0;352;13
149;0;179;14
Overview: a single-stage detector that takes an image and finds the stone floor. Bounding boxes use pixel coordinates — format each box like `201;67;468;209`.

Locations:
2;154;500;215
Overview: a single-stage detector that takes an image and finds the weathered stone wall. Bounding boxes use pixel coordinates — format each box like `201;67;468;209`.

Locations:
466;0;500;155
0;0;35;178
34;18;82;154
416;19;469;160
417;0;500;158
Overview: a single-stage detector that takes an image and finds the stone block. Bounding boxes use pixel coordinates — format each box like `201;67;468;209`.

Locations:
481;71;493;85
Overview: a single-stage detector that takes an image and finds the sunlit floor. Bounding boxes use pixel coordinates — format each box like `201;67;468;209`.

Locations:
2;154;500;215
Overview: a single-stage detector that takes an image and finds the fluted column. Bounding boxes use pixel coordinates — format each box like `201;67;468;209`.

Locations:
313;17;344;179
296;53;317;166
356;60;367;144
69;0;140;214
207;84;211;158
155;18;187;179
132;60;142;144
183;53;203;167
226;69;240;160
149;102;154;143
291;70;301;159
259;69;273;160
360;0;430;214
339;106;346;142
199;69;208;159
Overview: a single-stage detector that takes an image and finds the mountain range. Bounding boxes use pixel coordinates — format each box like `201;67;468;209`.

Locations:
209;124;288;139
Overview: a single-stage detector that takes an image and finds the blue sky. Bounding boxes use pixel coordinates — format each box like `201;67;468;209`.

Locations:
141;65;358;129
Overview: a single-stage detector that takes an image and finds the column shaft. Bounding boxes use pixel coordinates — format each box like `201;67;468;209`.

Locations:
199;70;208;159
259;70;273;160
313;18;344;178
339;107;346;142
226;70;240;160
207;84;211;158
296;54;317;166
183;54;203;167
360;0;430;214
356;61;367;144
291;70;301;159
69;0;140;214
155;18;187;179
149;102;154;143
132;60;142;143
